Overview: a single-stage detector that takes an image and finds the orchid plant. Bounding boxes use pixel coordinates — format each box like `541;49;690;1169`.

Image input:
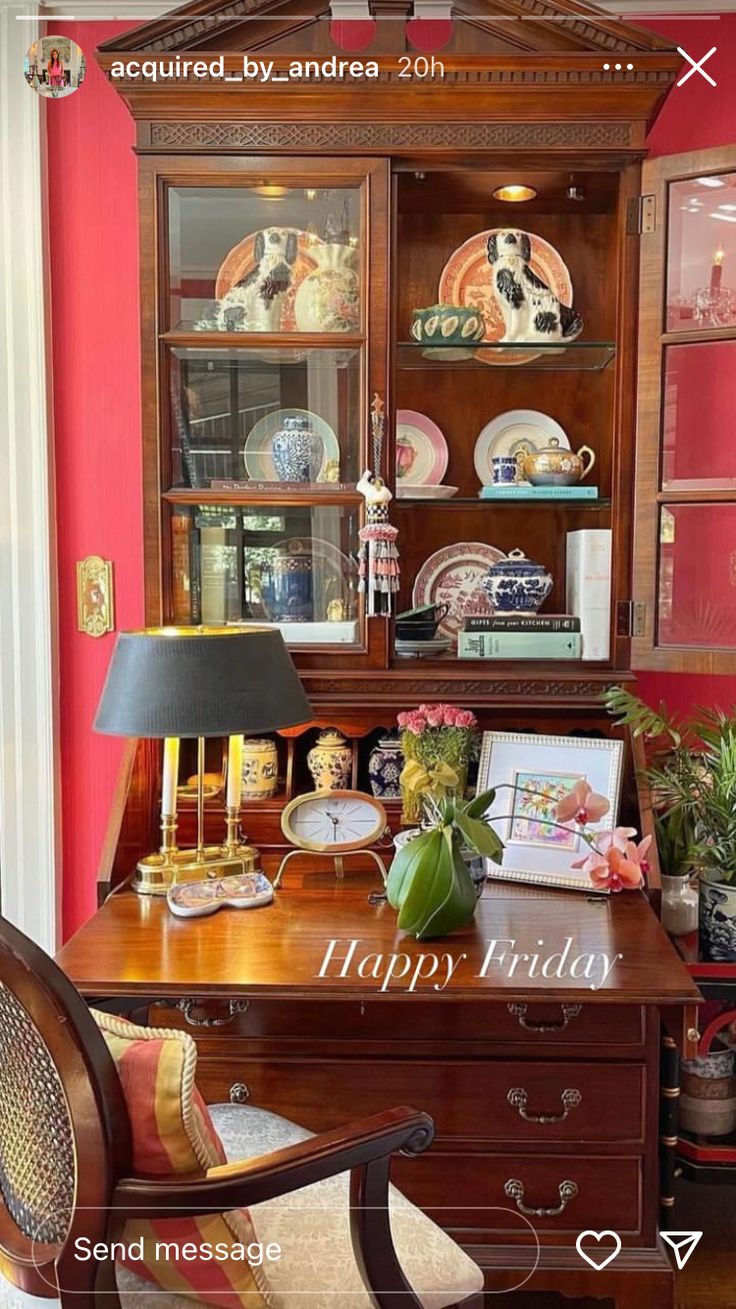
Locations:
389;753;649;940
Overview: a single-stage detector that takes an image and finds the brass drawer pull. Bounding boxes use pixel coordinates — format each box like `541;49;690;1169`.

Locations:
507;1087;582;1124
507;1002;582;1033
177;999;249;1028
229;1083;251;1104
504;1178;579;1218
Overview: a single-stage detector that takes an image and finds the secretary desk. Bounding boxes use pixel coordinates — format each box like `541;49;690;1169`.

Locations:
82;2;723;1302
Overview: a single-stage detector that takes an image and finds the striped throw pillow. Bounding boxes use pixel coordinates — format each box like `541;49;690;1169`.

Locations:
93;1010;269;1308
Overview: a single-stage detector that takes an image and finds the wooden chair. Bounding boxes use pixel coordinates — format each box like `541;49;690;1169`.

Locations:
0;914;485;1309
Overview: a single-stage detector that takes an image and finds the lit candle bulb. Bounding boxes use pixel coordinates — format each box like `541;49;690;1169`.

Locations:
226;734;243;809
161;737;180;817
711;247;724;292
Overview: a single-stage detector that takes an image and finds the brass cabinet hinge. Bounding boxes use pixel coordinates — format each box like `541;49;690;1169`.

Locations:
617;600;646;637
627;194;656;235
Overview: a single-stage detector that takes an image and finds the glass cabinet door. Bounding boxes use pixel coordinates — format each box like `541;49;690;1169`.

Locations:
150;159;388;652
167;184;362;334
633;148;736;673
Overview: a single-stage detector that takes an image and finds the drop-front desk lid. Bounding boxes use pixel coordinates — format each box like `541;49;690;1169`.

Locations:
57;880;701;1055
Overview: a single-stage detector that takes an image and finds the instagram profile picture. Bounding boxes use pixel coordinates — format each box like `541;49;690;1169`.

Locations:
24;36;86;99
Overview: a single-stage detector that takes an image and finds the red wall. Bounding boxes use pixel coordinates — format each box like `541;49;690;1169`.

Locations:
48;17;736;936
47;23;143;938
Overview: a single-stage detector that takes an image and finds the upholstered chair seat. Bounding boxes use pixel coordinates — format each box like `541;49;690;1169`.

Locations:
0;1103;483;1309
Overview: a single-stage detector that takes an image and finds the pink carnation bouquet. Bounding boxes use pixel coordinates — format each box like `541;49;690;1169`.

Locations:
398;703;480;823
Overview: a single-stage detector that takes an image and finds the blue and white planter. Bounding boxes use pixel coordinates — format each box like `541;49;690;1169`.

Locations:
699;875;736;962
483;548;554;615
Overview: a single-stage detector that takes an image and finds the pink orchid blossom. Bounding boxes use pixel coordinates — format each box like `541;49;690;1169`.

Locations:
555;779;610;826
572;827;650;893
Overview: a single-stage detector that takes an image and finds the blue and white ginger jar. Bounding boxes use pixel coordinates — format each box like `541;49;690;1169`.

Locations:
271;416;323;483
368;735;404;800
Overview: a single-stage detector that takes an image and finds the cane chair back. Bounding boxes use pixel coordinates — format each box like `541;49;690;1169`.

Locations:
0;915;131;1299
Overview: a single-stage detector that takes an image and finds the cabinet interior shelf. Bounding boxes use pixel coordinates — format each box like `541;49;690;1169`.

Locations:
394;496;612;508
396;341;616;371
164;489;361;507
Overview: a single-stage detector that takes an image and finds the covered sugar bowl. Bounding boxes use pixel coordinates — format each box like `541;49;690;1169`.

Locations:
483;548;553;615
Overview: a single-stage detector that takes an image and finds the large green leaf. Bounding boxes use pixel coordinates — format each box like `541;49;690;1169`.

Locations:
413;830;478;941
463;788;496;819
454;809;504;862
396;827;478;940
396;828;449;935
386;829;436;910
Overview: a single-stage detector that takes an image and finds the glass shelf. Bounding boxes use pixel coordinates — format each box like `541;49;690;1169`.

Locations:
396;341;616;371
394;496;611;508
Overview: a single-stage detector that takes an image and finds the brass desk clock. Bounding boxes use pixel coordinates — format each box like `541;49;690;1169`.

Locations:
275;790;389;886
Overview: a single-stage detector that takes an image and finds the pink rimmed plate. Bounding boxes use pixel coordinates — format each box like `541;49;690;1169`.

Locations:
396;410;449;487
413;542;506;645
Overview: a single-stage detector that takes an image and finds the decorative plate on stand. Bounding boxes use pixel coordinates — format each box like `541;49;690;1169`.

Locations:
413;542;506;645
439;230;573;363
396;410;449;486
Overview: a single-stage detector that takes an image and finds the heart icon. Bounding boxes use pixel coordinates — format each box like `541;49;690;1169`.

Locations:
576;1230;623;1271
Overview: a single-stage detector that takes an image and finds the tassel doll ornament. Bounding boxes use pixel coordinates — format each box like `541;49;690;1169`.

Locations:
357;396;400;616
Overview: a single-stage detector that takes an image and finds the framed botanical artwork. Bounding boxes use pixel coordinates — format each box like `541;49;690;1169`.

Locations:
475;732;624;893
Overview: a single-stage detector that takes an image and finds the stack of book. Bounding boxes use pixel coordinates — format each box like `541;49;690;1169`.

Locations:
458;614;582;660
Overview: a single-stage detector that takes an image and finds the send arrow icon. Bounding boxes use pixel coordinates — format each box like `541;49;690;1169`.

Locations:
661;1231;703;1270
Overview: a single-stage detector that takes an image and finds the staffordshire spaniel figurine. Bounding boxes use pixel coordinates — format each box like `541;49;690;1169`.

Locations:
196;227;298;332
486;229;583;345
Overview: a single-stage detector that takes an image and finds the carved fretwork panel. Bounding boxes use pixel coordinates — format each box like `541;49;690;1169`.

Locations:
148;119;633;152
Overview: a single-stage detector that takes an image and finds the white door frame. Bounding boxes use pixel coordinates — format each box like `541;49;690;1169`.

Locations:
0;1;61;951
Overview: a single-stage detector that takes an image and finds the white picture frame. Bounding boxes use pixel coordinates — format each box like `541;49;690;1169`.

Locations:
475;732;624;894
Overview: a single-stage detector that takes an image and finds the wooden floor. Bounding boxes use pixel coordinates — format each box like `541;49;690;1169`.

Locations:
671;1177;734;1309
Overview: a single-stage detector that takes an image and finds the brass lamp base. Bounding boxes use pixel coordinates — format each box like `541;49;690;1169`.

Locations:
134;843;259;896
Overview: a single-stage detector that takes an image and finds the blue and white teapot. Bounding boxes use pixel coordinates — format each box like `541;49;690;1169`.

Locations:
483;548;553;615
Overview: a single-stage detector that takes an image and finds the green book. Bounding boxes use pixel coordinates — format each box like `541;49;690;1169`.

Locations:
479;485;599;500
458;631;582;660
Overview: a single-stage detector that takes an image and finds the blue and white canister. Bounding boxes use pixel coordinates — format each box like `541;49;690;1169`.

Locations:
368;734;404;800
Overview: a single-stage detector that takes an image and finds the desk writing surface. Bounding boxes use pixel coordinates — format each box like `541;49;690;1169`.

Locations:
57;881;700;1006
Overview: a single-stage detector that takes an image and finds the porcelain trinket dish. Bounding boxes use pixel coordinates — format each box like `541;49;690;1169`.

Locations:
483;548;553;615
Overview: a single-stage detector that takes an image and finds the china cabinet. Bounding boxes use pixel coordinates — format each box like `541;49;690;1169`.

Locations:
93;4;712;1304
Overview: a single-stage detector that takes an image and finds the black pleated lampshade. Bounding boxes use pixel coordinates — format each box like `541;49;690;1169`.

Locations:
95;626;312;738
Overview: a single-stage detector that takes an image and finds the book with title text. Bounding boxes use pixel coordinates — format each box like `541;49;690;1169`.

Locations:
565;529;612;661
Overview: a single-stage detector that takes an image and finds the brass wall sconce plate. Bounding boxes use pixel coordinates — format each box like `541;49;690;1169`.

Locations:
76;555;114;637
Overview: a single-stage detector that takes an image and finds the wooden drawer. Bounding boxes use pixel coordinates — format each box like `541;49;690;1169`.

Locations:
392;1152;643;1238
195;1056;645;1145
150;997;645;1052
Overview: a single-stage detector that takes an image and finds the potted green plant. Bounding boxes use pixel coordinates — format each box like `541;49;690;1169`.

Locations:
605;688;736;958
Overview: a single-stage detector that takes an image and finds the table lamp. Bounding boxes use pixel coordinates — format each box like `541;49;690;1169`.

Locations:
94;625;312;895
